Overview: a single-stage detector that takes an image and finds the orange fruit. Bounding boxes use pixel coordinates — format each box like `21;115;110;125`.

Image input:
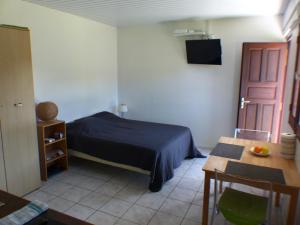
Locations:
254;146;262;153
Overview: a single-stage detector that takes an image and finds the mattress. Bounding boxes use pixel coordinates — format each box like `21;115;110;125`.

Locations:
67;111;205;191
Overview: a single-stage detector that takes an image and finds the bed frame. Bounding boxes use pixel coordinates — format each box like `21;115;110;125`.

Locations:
68;149;151;175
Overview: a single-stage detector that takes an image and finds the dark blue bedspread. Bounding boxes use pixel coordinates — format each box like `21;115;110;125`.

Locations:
67;112;205;191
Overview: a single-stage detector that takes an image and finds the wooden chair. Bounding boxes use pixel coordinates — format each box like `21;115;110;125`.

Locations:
234;128;271;142
234;129;282;206
210;170;273;225
219;129;272;194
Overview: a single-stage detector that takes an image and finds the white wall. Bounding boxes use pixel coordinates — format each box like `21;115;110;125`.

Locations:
118;17;284;148
0;0;118;122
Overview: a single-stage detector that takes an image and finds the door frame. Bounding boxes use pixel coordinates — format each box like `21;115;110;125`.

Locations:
236;42;288;143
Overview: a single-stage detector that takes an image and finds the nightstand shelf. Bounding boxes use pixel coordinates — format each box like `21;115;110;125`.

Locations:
37;120;68;181
45;138;66;146
46;154;67;165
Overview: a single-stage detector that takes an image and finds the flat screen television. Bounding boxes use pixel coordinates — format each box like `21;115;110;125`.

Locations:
185;39;222;65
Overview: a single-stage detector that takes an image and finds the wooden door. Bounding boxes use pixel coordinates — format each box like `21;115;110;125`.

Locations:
237;43;288;143
0;122;7;191
0;26;40;195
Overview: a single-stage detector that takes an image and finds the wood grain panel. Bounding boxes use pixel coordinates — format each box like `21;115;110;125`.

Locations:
245;104;257;130
0;121;7;191
0;26;40;195
247;87;276;99
261;104;274;131
292;81;299;117
248;49;262;81
266;50;280;82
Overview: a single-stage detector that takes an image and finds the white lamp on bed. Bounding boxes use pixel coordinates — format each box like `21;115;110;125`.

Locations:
119;104;128;118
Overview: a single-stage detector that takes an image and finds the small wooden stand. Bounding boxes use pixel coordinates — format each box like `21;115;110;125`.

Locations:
37;120;68;181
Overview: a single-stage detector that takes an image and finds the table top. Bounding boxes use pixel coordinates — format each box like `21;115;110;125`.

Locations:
0;190;92;225
203;137;300;189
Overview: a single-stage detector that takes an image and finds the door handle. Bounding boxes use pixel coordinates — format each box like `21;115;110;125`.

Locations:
241;97;251;109
14;103;23;107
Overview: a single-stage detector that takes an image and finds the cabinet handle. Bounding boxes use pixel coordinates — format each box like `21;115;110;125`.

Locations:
14;103;23;107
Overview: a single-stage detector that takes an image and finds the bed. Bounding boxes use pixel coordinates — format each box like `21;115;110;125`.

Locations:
67;111;204;192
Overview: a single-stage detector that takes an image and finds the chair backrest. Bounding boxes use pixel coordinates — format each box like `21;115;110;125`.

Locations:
234;128;271;142
214;169;273;191
211;169;273;225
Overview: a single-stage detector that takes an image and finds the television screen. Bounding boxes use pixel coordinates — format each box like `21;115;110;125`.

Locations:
185;39;222;65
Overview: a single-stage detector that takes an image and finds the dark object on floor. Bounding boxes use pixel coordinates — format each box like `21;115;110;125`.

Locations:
210;143;244;160
67;111;205;192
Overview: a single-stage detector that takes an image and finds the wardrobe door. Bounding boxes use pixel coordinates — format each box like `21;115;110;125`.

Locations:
0;121;7;191
0;26;40;195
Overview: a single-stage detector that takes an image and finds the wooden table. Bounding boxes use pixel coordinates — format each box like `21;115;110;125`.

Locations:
0;190;92;225
202;137;300;225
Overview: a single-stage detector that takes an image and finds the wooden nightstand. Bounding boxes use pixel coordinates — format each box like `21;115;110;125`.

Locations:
37;120;68;181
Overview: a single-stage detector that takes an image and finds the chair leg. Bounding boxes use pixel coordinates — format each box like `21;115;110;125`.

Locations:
275;192;280;207
210;207;216;225
219;180;223;193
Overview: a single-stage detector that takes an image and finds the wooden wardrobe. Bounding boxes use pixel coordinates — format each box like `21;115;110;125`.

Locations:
0;25;41;196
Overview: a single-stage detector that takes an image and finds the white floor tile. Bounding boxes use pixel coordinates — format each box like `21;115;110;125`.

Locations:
185;204;202;222
192;191;204;206
24;191;56;203
77;176;106;191
61;186;91;202
100;198;132;217
181;218;200;225
180;160;194;168
42;182;73;196
115;186;145;203
169;187;196;203
80;192;111;210
157;183;175;196
65;204;95;220
177;177;203;192
122;205;156;225
63;174;87;186
87;211;118;225
115;218;140;225
165;176;181;186
159;198;190;218
47;197;75;212
37;157;285;225
184;170;204;180
148;212;182;225
136;192;166;210
174;166;188;177
96;180;127;196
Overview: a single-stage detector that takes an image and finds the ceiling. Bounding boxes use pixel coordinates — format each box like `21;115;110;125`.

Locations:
24;0;289;27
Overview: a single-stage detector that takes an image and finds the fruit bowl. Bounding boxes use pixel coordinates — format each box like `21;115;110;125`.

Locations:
249;146;270;157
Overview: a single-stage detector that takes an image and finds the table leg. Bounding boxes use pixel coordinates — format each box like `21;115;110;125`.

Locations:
275;192;280;207
202;172;210;225
219;180;223;193
287;189;299;225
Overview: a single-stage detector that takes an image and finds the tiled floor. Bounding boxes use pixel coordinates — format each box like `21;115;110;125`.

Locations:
25;149;286;225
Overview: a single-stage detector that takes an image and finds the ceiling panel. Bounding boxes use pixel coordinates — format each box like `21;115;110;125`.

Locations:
24;0;289;27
